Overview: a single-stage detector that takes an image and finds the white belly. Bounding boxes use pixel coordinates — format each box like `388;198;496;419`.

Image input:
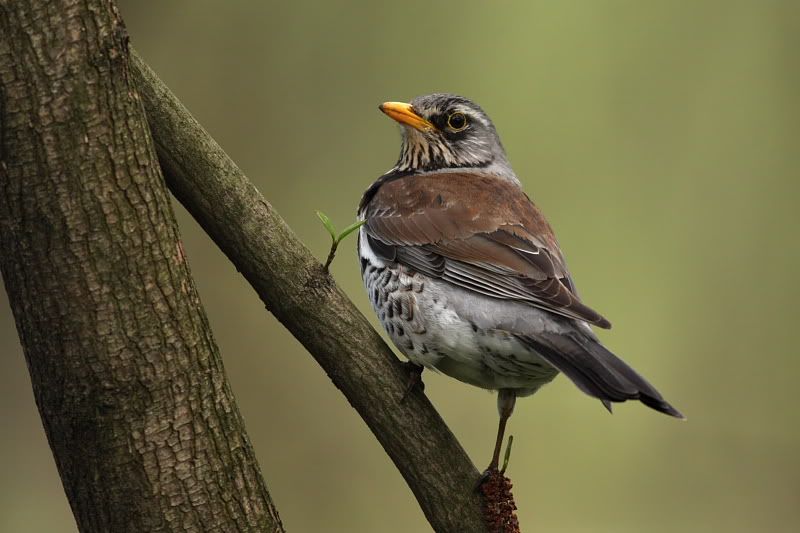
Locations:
360;231;558;395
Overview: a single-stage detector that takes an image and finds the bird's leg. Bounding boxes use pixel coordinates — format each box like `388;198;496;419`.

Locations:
489;389;516;471
475;389;517;491
400;361;425;403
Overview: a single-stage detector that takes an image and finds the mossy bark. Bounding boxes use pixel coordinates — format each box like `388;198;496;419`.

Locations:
0;1;284;531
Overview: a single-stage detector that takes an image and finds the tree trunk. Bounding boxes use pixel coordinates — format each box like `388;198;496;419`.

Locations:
0;1;283;532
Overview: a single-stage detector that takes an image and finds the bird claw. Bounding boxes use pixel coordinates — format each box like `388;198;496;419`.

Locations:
400;361;425;403
474;467;499;492
476;434;515;492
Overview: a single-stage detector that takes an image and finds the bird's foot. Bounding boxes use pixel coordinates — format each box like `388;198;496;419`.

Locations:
474;466;499;492
400;361;425;403
475;434;515;491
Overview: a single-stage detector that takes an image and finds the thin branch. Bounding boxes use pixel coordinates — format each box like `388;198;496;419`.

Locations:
130;51;488;532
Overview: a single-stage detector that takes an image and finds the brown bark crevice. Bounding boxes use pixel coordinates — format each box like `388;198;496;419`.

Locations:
0;1;284;531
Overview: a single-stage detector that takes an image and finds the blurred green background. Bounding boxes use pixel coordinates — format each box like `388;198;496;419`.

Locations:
2;1;798;531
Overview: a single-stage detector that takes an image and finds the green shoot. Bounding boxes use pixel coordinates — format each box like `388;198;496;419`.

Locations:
501;435;514;474
316;211;366;271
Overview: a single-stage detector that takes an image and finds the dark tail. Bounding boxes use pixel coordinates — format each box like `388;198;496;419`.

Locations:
521;332;685;419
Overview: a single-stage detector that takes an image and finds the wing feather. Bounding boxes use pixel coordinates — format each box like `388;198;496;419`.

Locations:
361;171;611;328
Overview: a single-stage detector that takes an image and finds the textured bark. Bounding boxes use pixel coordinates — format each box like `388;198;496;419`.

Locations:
0;2;283;532
131;52;489;532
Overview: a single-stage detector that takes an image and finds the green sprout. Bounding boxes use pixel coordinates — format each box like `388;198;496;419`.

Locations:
316;211;366;271
501;435;514;474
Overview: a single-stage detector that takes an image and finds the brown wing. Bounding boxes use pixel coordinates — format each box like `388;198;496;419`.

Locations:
362;172;611;329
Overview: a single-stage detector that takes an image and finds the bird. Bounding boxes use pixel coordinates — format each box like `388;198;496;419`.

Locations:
357;93;683;473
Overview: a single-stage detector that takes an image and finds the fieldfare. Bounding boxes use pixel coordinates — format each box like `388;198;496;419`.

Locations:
358;93;683;472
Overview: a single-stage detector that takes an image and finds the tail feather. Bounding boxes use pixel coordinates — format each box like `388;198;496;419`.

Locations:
521;332;684;419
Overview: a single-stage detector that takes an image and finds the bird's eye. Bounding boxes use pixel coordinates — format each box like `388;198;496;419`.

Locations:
447;112;468;131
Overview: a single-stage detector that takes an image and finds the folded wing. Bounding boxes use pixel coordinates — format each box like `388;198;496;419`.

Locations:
361;172;612;329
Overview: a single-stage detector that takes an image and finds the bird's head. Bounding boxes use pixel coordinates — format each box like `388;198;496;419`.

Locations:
380;93;515;179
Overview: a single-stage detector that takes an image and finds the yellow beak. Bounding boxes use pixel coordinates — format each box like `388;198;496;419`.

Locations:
379;102;435;132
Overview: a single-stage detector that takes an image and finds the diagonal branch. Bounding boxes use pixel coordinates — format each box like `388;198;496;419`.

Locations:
130;50;488;532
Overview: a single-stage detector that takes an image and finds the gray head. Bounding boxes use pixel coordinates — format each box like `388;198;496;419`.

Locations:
379;93;516;180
